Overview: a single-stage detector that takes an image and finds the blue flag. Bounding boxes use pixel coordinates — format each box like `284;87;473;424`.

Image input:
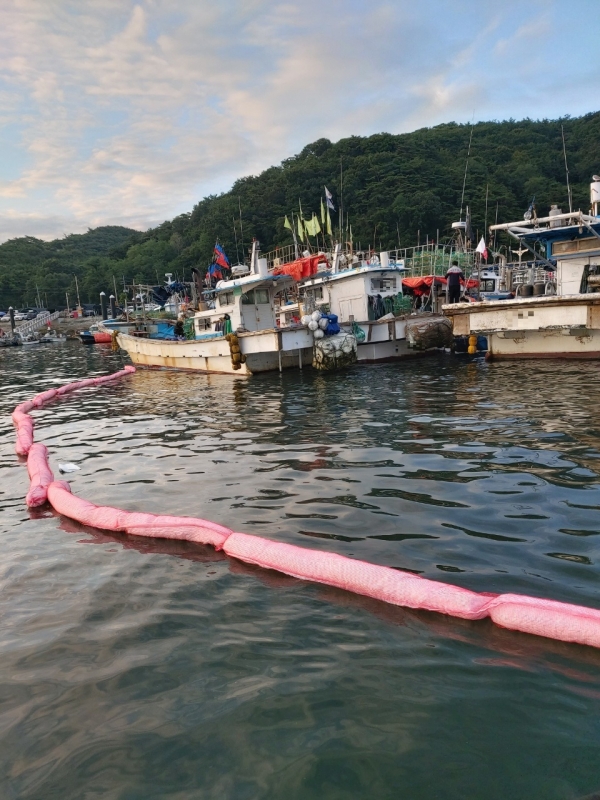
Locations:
214;243;230;270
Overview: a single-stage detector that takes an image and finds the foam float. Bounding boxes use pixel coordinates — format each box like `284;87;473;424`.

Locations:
11;365;600;650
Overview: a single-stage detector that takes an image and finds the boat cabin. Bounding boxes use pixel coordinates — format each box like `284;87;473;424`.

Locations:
194;261;295;339
301;264;404;322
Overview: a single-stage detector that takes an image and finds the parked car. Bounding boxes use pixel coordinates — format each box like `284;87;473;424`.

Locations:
22;308;45;320
18;308;36;319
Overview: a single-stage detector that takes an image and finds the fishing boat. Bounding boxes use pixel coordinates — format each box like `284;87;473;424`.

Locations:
39;327;67;344
18;334;41;346
117;242;322;375
79;324;112;344
443;180;600;359
270;244;454;361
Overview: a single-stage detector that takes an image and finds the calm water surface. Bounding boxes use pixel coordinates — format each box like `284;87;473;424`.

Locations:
2;344;600;799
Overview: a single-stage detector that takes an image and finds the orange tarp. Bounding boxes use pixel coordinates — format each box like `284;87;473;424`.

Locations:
273;254;330;282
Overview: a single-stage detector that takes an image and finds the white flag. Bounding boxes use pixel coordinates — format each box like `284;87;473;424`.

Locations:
324;186;335;211
475;237;488;259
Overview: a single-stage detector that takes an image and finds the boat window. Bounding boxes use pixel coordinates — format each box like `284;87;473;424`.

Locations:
306;287;323;300
371;277;396;291
483;280;496;292
242;287;270;304
219;291;234;306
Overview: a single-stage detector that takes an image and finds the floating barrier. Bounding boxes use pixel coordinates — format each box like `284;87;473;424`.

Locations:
11;365;600;650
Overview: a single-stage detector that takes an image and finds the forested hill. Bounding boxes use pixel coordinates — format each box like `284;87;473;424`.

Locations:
2;113;600;309
0;226;139;309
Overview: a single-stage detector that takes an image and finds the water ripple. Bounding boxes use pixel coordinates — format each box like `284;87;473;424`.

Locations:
2;346;600;798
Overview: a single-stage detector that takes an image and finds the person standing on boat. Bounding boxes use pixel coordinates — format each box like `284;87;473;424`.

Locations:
446;261;464;304
173;317;185;338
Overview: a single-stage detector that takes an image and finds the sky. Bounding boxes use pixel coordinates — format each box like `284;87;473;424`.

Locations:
1;0;599;243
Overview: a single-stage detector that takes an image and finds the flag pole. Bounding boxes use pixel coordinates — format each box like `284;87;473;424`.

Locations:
484;183;489;242
291;211;299;259
339;158;343;244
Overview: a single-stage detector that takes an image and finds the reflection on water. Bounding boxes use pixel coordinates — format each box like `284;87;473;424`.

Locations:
2;343;600;799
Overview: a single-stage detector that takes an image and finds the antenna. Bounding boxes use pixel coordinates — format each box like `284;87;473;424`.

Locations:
232;216;240;263
561;125;573;214
339;157;343;241
459;126;474;219
493;201;499;250
238;197;245;260
484;183;489;237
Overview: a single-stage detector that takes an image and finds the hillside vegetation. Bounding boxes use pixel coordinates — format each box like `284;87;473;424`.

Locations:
1;113;599;308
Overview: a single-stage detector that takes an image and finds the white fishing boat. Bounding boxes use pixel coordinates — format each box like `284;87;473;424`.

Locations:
39;330;67;343
18;335;41;346
443;180;600;359
270;245;453;361
117;242;319;375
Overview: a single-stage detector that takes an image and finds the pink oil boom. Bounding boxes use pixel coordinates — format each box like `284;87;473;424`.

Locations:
12;366;600;650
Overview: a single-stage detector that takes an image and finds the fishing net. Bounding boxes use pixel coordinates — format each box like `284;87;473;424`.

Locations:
312;333;358;371
405;317;453;350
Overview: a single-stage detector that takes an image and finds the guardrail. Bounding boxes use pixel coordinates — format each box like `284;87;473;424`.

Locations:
15;311;61;337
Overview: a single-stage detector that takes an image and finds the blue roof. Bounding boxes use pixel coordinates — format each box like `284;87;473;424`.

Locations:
520;220;600;245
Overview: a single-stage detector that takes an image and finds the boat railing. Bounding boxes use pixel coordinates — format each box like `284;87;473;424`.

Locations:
391;245;477;277
490;210;598;233
264;244;301;272
262;241;479;280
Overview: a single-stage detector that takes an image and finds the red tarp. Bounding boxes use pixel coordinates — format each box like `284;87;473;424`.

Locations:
402;276;479;296
273;253;330;282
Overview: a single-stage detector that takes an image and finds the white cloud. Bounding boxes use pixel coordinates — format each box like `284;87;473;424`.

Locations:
0;0;598;242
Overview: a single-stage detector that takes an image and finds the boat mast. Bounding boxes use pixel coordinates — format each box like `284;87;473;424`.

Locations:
561;125;573;214
459;126;473;222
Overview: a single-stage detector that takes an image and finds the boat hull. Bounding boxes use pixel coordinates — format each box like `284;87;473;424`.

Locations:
444;295;600;361
486;329;600;360
117;328;314;375
80;331;112;344
353;314;450;362
357;339;436;362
